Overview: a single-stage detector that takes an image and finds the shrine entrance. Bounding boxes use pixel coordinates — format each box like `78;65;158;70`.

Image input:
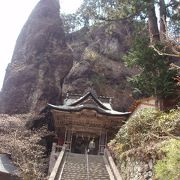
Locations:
72;135;96;154
63;129;107;155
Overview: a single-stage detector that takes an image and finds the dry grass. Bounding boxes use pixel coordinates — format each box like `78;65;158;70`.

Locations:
0;113;48;180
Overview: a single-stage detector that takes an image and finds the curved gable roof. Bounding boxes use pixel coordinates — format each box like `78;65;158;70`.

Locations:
48;91;131;117
68;91;109;110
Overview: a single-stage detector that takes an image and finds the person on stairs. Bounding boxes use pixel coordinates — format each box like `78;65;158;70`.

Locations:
88;138;95;154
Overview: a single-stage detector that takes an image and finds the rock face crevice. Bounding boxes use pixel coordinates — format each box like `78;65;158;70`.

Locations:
0;0;73;114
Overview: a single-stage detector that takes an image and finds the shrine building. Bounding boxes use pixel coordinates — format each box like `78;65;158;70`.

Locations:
48;90;131;154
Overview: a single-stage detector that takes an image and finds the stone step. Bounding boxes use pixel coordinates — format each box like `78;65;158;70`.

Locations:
59;153;111;180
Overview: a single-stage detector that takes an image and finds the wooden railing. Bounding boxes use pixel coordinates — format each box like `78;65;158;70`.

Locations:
85;149;90;180
48;145;66;180
104;148;122;180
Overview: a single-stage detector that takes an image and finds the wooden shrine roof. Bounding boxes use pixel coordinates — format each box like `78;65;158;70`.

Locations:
48;91;131;117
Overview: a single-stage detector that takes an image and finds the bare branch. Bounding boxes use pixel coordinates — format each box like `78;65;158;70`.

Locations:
150;45;180;58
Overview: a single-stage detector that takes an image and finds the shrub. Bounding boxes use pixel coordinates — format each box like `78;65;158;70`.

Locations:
154;139;180;180
109;108;180;155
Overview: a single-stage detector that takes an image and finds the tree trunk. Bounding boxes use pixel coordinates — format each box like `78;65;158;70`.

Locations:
159;0;167;41
147;0;160;44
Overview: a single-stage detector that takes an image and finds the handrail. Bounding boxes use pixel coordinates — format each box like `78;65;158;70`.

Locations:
85;149;90;180
48;145;66;180
58;151;69;180
104;148;122;180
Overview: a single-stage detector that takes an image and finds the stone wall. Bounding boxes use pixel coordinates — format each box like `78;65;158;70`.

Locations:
116;156;155;180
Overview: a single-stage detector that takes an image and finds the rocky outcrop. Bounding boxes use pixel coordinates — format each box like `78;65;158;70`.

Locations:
63;22;136;111
0;0;73;114
0;0;137;114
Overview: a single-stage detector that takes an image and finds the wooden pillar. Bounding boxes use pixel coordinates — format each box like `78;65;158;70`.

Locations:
64;128;73;152
98;130;107;154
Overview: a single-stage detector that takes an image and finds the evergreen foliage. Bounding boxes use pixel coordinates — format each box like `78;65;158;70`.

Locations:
123;36;178;98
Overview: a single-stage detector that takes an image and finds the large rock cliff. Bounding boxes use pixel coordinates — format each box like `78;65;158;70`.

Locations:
0;0;73;114
0;0;136;114
63;23;136;110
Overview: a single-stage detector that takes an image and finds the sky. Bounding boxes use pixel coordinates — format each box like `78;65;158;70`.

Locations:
0;0;83;90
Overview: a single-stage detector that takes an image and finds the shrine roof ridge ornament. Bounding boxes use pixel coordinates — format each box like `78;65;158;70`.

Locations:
66;92;114;100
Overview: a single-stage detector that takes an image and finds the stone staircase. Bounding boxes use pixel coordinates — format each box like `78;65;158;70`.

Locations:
59;153;111;180
88;154;111;180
